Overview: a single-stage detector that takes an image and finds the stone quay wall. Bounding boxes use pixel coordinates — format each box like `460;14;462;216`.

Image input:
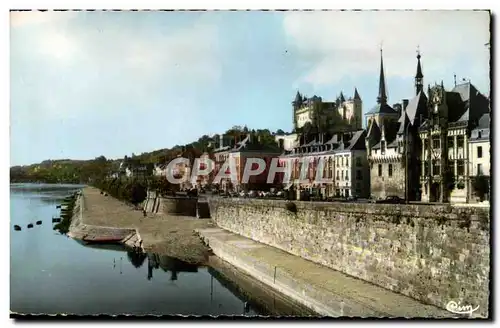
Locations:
143;191;197;217
208;198;490;316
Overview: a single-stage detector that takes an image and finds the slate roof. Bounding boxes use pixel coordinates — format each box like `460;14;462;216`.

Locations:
405;91;427;126
281;130;367;157
469;113;490;142
372;120;400;149
324;134;341;145
341;130;366;151
447;82;489;124
365;103;399;115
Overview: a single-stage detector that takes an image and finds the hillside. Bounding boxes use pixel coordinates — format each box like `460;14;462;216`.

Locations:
10;126;284;184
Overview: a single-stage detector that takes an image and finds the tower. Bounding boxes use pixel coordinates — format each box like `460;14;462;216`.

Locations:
415;47;424;95
292;91;303;130
352;87;362;130
377;48;388;105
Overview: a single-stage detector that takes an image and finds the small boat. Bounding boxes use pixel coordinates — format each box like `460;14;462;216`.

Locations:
56;205;61;209
13;225;21;231
83;236;123;244
36;220;42;225
27;223;34;229
52;217;61;223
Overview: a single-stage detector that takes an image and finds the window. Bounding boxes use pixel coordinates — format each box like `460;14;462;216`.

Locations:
356;157;362;167
346;158;349;167
457;160;464;176
478;146;483;158
345;171;349;181
356;170;362;180
388;164;393;177
336;171;339;180
447;137;454;149
341;157;344;166
457;135;464;149
477;164;483;176
378;164;382;177
478;131;482;139
381;141;386;155
423;162;429;176
345;189;350;197
432;136;440;149
432;160;441;176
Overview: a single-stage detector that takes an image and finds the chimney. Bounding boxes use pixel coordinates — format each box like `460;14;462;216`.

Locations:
403;99;409;110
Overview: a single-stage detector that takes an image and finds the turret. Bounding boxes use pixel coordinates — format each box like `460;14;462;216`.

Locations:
415;47;424;95
354;87;361;101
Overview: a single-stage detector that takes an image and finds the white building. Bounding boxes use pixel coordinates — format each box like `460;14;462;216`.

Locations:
469;113;490;177
275;133;299;151
468;113;490;203
279;129;370;198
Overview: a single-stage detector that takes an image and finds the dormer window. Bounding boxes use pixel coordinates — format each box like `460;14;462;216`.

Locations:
381;140;386;155
478;131;482;139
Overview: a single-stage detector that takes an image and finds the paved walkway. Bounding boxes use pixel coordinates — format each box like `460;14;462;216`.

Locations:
197;227;455;318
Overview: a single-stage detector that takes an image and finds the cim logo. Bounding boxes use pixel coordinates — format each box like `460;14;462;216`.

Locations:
446;301;479;316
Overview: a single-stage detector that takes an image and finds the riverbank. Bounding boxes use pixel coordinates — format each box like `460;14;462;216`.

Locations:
68;187;215;264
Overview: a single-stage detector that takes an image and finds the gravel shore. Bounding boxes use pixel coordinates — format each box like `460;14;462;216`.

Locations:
77;186;216;265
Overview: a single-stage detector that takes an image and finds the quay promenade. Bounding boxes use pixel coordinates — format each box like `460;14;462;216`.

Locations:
72;187;215;264
74;186;460;317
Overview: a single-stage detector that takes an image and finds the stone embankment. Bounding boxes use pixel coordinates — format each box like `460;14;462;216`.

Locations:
197;227;454;318
207;197;490;317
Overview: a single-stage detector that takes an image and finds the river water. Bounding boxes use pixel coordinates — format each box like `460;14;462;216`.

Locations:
10;183;275;316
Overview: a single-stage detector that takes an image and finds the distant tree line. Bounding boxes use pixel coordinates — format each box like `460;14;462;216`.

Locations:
10;126;288;185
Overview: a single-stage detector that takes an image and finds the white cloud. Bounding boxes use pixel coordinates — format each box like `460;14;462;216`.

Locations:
11;14;222;120
10;11;77;28
283;11;490;90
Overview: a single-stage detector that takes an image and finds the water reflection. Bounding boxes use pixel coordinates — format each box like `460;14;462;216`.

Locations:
127;250;147;269
145;253;198;281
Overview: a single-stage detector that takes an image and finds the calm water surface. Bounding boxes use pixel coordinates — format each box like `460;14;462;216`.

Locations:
10;183;262;316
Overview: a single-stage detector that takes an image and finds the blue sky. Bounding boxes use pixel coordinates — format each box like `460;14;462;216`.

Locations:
10;10;490;166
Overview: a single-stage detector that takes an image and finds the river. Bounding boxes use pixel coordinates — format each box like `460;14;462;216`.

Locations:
10;183;303;316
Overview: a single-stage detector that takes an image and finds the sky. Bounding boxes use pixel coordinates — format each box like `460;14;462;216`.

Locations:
10;10;490;166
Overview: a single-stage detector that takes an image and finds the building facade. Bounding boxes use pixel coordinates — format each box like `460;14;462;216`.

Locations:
366;50;427;200
274;132;299;151
292;89;363;133
419;82;489;203
468;113;490;202
212;133;282;192
280;129;370;198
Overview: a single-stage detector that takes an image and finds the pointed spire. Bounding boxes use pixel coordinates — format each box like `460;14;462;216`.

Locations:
415;46;424;95
294;90;302;103
416;47;423;79
377;47;387;105
354;87;361;100
339;91;345;103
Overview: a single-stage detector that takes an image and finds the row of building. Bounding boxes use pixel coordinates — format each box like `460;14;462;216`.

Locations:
274;49;490;203
116;49;490;204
